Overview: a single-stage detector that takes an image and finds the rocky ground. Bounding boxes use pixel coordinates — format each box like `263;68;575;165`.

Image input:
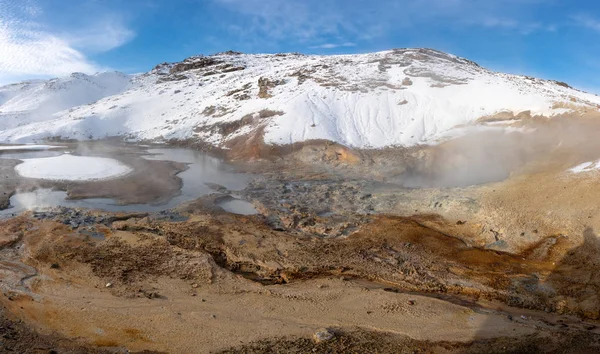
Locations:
1;205;599;353
1;121;600;352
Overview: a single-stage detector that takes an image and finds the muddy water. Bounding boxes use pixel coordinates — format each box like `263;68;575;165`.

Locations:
0;147;257;215
0;150;64;159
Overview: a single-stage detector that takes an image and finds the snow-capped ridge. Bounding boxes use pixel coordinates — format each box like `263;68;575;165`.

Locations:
0;72;134;136
1;48;599;149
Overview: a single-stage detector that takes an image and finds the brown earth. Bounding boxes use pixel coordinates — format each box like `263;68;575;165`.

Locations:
2;114;600;352
1;203;599;353
66;155;185;205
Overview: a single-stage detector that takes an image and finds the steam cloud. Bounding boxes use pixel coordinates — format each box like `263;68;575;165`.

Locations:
398;116;600;188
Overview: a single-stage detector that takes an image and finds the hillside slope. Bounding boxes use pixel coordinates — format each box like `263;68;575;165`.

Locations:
0;72;132;138
0;49;598;148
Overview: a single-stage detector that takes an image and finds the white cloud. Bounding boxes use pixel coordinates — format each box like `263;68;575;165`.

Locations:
0;19;99;84
310;42;356;49
23;4;42;17
213;0;556;48
480;17;519;28
572;15;600;32
213;0;351;45
0;0;134;85
64;18;136;53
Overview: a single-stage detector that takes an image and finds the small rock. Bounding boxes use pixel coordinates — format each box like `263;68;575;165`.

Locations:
408;300;416;305
105;283;113;288
144;291;159;299
211;314;217;319
50;263;60;269
313;328;335;343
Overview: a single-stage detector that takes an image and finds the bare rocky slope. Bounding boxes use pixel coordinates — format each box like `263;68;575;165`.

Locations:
0;48;599;148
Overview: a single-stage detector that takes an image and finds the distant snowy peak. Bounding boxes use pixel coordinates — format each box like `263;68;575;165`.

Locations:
0;71;132;115
0;48;599;148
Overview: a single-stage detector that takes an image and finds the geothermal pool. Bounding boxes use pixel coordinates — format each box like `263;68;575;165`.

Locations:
0;145;257;216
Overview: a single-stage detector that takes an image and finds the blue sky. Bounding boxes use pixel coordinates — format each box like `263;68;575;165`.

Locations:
1;0;600;92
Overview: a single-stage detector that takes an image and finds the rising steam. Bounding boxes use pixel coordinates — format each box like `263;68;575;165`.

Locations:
398;116;600;188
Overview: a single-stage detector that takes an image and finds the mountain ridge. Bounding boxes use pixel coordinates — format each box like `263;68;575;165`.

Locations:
0;48;598;148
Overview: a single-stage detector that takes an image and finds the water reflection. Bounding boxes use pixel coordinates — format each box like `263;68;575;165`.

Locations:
143;148;250;195
0;150;64;159
0;147;256;216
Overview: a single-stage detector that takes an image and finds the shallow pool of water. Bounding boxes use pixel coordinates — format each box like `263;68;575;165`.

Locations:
0;150;64;159
0;147;257;216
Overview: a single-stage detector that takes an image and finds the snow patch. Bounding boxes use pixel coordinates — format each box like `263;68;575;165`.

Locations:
15;155;133;181
569;161;600;174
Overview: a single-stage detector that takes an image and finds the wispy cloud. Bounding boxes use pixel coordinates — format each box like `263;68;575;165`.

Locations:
214;0;346;42
0;19;98;84
64;17;136;53
411;0;557;34
310;42;356;49
571;15;600;32
0;0;134;84
477;18;556;35
212;0;557;50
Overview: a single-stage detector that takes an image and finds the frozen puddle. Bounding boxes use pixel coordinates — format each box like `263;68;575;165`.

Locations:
15;154;133;181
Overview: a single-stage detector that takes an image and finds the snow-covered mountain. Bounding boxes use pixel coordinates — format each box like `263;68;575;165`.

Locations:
0;48;598;148
0;72;132;137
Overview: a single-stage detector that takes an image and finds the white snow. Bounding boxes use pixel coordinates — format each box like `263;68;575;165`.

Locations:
0;72;132;138
569;161;600;173
0;144;64;151
15;155;133;181
1;48;599;149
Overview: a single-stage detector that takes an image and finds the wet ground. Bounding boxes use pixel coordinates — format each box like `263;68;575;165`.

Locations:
0;143;256;216
1;125;600;352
